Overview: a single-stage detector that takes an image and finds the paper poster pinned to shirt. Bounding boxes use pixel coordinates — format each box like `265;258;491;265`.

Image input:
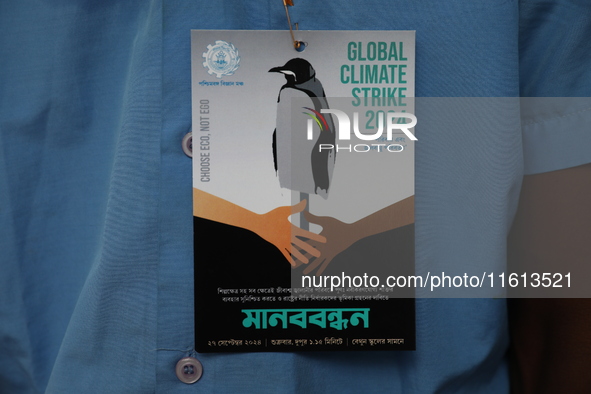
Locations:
191;30;416;352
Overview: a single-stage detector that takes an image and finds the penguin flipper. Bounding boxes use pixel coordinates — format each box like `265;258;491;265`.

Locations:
272;128;278;173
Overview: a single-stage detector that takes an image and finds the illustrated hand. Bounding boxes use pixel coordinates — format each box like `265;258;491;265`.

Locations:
254;200;326;266
301;211;359;275
193;189;328;266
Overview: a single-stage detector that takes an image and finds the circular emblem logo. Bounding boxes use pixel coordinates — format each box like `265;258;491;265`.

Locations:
202;40;241;79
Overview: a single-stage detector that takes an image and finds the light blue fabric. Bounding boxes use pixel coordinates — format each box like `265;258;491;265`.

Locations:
1;0;590;393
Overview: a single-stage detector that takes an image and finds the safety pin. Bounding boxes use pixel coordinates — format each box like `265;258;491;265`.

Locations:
283;0;305;51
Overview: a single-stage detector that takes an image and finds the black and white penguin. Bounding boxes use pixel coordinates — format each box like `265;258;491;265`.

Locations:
269;58;336;198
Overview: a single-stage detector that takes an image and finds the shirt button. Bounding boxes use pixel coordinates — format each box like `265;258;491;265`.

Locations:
175;357;203;384
182;132;192;158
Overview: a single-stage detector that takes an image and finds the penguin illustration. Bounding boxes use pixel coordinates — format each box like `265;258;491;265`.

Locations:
269;58;336;199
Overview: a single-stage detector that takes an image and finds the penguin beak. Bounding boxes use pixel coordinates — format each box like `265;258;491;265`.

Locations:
269;66;283;73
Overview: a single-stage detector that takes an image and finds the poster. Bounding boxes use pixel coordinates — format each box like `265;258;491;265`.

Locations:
192;30;416;351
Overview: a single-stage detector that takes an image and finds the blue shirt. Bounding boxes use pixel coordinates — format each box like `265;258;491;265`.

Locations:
1;1;590;392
